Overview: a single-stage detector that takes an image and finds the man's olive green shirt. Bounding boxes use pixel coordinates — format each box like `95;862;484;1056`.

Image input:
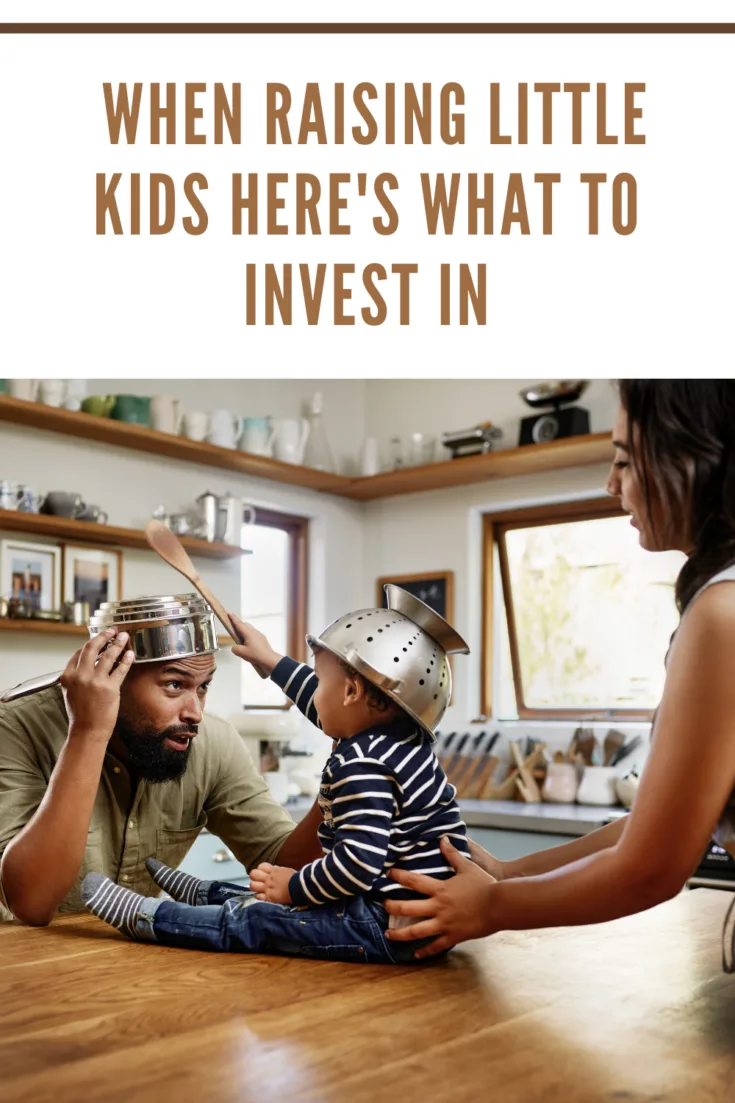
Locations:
0;686;296;921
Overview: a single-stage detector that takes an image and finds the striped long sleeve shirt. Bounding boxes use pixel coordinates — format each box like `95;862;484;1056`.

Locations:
271;657;470;907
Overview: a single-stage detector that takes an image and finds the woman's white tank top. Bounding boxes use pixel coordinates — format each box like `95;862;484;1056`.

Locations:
685;565;735;852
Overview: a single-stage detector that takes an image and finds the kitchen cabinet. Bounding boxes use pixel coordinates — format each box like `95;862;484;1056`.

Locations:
178;830;250;886
178;824;577;886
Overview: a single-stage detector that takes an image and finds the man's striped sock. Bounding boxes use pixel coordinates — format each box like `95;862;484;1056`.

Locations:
81;873;146;939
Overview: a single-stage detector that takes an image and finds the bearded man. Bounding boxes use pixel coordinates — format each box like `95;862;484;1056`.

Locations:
0;595;322;925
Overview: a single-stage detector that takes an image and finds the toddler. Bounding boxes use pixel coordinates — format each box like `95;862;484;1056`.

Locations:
83;590;471;964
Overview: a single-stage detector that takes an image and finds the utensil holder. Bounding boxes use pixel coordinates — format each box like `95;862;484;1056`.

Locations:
576;766;620;807
542;762;579;804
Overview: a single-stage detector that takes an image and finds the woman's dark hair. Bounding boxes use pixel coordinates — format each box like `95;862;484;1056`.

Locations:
618;380;735;613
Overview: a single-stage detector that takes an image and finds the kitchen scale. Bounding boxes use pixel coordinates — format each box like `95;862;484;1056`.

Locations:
518;380;591;446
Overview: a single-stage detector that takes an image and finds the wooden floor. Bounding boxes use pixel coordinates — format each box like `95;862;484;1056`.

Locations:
2;889;735;1103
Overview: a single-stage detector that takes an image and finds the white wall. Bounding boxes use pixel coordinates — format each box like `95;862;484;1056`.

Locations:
85;378;367;476
363;378;618;467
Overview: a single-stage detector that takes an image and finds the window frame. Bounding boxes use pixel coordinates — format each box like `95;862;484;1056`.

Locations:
482;497;657;722
241;506;309;711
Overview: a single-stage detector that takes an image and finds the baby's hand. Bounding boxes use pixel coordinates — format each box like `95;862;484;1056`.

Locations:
229;614;283;675
249;862;295;904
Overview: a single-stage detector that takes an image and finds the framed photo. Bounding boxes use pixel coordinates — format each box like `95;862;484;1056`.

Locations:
62;544;122;615
0;539;61;612
376;570;454;623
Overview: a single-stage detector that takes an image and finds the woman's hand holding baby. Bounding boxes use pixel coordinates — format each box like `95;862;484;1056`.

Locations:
249;862;295;904
384;836;498;958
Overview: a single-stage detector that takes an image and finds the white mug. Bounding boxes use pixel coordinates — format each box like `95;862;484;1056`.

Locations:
38;380;65;407
359;436;380;477
150;394;182;435
207;409;242;450
63;379;88;411
182;410;209;442
0;480;20;511
8;379;38;402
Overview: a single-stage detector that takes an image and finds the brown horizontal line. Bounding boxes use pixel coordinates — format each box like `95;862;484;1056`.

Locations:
1;23;734;34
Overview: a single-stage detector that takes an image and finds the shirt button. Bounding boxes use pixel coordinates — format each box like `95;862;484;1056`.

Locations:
113;766;121;775
129;820;136;829
121;875;132;883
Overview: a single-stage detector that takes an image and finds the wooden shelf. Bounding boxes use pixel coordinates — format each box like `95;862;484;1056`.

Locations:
0;396;351;495
0;509;249;560
0;396;613;502
344;432;613;501
0;618;86;636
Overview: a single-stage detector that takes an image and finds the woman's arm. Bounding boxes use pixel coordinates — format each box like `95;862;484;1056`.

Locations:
386;584;735;955
470;815;628;881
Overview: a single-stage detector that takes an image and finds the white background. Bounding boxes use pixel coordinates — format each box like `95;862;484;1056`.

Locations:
0;15;732;373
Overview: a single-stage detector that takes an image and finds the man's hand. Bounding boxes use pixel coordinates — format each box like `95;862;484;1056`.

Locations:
61;628;134;743
229;613;283;676
249;862;295;904
384;836;498;958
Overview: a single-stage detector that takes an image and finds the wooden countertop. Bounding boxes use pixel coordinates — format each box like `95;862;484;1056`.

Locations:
2;889;734;1103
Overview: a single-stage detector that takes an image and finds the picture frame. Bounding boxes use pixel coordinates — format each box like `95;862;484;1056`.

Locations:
62;544;123;615
376;570;454;623
0;539;62;612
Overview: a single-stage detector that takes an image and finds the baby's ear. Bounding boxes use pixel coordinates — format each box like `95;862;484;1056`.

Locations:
343;671;366;705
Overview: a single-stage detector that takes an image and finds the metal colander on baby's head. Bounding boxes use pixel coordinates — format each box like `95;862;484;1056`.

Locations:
89;594;218;663
306;584;469;740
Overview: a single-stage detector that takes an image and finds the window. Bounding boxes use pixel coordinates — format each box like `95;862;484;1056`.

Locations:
241;508;308;709
483;499;685;720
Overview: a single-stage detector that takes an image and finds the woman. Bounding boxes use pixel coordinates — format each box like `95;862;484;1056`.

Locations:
385;379;735;967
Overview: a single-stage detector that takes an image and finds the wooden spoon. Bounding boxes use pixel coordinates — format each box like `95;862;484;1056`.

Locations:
145;521;269;679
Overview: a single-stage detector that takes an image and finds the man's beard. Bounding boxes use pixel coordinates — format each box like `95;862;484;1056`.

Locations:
114;712;198;783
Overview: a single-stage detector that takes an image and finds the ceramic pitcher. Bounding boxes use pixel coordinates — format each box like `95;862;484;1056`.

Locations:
207;410;242;450
150;394;183;435
240;417;273;456
270;418;311;465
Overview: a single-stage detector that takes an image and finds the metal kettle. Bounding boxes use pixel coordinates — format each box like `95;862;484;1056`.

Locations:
196;491;254;545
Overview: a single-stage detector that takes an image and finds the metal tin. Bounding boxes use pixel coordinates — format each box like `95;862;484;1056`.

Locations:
89;594;218;663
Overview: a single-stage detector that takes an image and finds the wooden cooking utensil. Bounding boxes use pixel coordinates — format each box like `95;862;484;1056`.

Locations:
145;520;269;679
603;729;626;767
